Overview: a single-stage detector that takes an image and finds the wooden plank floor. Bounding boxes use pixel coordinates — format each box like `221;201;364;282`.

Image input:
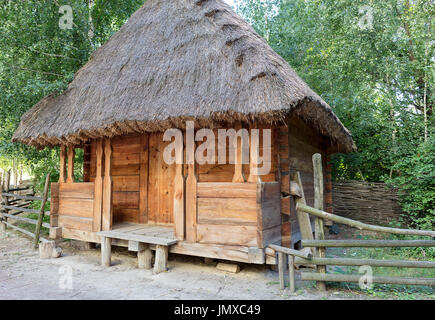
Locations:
112;223;175;240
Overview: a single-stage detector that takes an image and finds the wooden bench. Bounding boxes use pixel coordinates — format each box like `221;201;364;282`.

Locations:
97;230;177;273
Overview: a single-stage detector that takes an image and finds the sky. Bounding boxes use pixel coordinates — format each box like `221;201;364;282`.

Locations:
223;0;235;7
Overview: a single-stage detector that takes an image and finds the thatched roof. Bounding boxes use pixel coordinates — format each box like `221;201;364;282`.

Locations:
12;0;356;153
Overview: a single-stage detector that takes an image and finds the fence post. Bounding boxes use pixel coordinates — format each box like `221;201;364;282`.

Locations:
313;153;326;291
1;170;11;231
288;255;295;293
0;173;5;235
278;251;285;290
33;173;50;249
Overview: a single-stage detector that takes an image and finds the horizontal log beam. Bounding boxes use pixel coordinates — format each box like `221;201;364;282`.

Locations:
301;272;435;286
294;257;435;268
268;244;312;259
2;221;50;243
1;206;50;216
296;203;435;237
7;187;32;192
302;240;435;248
3;213;50;228
1;192;47;202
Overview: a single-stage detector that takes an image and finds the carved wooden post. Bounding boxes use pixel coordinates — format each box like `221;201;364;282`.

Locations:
66;146;75;183
186;123;197;242
102;138;112;231
186;162;197;242
174;132;185;240
313;153;326;291
139;134;149;224
232;122;246;183
93;139;104;232
248;123;260;183
59;145;66;183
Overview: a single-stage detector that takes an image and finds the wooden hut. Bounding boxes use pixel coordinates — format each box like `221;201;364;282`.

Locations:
12;0;355;270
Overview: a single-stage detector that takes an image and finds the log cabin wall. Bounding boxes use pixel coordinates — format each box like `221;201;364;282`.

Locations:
82;120;329;249
196;127;278;183
279;116;329;247
89;135;149;224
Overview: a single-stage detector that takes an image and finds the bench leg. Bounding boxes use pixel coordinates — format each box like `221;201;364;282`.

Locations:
101;237;112;267
153;245;168;274
138;244;153;270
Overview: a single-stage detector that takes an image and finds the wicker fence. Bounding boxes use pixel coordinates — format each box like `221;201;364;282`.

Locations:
332;180;404;226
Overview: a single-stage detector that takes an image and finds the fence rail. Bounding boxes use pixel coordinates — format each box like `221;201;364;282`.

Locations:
270;153;435;293
1;171;51;248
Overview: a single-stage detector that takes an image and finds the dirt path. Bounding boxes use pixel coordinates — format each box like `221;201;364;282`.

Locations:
0;230;371;300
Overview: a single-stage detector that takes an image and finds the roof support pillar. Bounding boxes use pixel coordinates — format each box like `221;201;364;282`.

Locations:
66;146;75;183
102;138;113;231
232;122;246;183
186;121;197;242
59;145;66;183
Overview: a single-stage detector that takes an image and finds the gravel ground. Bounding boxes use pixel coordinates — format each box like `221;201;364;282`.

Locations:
0;229;372;300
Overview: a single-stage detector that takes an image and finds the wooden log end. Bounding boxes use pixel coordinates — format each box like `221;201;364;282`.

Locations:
39;241;62;259
216;262;241;273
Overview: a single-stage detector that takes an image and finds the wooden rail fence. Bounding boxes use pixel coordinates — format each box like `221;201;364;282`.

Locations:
1;171;51;248
270;153;435;292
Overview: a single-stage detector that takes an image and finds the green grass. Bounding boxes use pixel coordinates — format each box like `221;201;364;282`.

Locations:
325;235;435;299
14;213;50;237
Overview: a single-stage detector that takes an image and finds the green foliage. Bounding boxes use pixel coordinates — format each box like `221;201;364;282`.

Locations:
234;0;433;227
0;0;144;186
387;136;435;230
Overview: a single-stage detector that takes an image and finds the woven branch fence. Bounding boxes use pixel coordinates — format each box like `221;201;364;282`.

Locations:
332;180;404;226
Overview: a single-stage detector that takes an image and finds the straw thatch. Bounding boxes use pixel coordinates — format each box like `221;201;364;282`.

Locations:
12;0;356;152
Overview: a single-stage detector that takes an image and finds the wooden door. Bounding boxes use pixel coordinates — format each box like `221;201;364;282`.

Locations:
148;133;176;224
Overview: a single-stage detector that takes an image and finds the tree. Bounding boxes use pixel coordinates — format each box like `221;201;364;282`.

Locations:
0;0;144;188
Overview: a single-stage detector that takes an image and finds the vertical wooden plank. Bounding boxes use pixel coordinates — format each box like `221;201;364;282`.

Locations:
50;183;59;228
186;156;197;242
102;138;113;231
174;133;185;240
67;146;75;183
147;134;158;223
248;123;259;183
59;145;66;183
313;153;326;291
139;134;149;224
93;139;103;232
294;171;314;241
232;122;246;183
